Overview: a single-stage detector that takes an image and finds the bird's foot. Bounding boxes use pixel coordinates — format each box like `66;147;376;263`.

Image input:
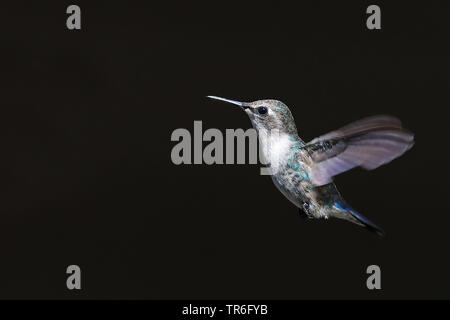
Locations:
299;202;314;220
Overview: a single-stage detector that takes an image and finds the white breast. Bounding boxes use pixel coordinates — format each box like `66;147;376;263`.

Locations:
258;130;292;175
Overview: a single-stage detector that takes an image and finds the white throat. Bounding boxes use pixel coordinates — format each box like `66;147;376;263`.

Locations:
257;129;292;175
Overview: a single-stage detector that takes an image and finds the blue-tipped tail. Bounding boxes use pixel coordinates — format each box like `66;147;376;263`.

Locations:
334;199;385;237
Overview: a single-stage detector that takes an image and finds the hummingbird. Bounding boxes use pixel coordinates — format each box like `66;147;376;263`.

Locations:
207;96;414;236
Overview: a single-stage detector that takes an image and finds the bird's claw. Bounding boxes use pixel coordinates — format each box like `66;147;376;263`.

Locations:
300;202;314;219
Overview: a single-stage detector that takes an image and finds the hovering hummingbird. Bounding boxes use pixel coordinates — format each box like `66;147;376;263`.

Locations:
207;96;414;236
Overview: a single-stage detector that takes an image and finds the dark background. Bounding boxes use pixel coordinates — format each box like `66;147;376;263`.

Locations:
0;1;448;299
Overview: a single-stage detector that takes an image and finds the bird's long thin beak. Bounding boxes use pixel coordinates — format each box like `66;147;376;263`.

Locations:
207;95;245;107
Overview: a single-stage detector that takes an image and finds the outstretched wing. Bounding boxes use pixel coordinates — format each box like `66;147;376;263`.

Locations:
304;115;414;186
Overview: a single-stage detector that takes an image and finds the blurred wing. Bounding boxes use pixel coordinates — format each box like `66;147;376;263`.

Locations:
305;115;414;186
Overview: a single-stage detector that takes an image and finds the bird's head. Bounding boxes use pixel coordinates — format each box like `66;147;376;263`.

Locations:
207;96;298;135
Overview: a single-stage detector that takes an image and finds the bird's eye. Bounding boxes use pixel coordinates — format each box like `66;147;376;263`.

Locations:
257;106;268;115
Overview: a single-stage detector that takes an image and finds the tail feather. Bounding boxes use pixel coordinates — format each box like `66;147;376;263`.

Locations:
333;199;385;236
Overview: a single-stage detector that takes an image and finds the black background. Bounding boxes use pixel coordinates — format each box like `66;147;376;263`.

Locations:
0;1;448;299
